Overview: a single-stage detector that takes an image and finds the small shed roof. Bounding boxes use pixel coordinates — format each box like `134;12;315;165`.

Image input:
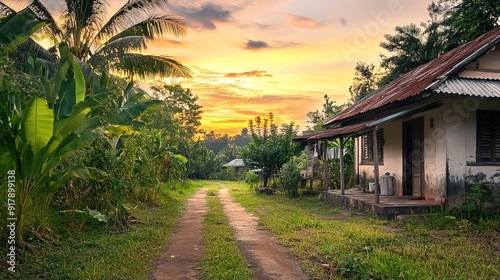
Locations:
222;159;245;167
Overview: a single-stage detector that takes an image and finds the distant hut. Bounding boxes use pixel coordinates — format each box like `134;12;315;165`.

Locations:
222;159;246;172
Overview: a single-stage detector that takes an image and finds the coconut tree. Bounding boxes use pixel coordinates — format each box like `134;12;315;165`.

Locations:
0;0;190;80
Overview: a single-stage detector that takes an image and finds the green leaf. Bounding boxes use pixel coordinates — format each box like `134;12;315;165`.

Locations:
108;100;161;125
54;108;91;137
74;63;85;103
0;8;46;53
54;163;90;188
22;96;54;156
55;62;85;120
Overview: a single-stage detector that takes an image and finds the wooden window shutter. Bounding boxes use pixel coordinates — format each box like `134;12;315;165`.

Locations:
361;129;384;164
376;129;384;162
477;111;500;162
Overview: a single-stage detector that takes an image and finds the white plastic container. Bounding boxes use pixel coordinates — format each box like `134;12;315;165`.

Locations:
380;175;394;195
368;182;375;192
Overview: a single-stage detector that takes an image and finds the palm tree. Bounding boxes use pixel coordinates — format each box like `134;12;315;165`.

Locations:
0;0;191;80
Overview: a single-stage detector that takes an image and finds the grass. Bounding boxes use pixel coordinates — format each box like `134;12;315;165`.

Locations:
2;179;498;279
0;181;200;280
226;181;500;280
200;182;252;280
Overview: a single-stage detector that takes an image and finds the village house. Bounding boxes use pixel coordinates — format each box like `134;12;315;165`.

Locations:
296;26;500;217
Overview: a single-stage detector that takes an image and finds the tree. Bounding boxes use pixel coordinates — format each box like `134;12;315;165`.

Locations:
428;0;500;52
243;113;301;188
204;131;229;154
1;0;191;80
184;140;222;179
218;143;244;164
142;83;203;146
378;24;431;86
349;62;380;102
306;95;350;132
378;0;499;86
231;128;252;147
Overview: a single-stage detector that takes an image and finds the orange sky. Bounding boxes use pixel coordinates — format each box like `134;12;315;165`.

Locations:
11;0;434;136
150;0;435;135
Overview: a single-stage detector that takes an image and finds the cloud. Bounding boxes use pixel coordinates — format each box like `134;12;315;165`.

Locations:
224;70;272;78
155;38;185;46
282;13;325;29
170;3;232;30
244;40;269;50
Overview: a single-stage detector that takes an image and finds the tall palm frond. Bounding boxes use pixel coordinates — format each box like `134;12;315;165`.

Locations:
24;0;63;40
95;36;150;57
19;38;57;62
104;15;186;43
3;0;190;81
113;53;191;80
96;0;171;40
0;2;15;17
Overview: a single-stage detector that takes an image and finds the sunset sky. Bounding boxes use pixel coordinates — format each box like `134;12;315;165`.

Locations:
14;0;435;136
153;0;435;135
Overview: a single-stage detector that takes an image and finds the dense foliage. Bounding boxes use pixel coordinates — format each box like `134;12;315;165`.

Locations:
0;6;201;246
243;113;301;188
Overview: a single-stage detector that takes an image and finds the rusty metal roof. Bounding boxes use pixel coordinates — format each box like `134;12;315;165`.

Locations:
433;77;500;97
294;122;370;142
324;26;500;126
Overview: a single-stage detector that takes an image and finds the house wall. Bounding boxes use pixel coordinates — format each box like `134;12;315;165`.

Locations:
356;107;448;202
460;43;500;80
355;97;500;205
356;122;403;195
441;97;500;206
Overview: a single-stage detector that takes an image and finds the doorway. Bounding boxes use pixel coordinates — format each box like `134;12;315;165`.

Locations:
402;117;424;197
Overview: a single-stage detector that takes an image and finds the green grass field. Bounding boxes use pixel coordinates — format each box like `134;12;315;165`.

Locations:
2;180;498;280
0;181;200;280
227;181;500;280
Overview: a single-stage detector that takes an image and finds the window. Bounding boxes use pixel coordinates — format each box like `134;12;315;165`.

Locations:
361;129;384;164
476;110;500;163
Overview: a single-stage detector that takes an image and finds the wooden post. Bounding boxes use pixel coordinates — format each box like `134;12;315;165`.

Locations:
372;127;380;204
323;140;329;191
340;136;345;195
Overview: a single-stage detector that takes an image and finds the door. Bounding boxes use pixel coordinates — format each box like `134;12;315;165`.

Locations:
402;118;424;197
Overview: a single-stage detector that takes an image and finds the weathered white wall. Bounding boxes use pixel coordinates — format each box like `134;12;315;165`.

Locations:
356;120;403;196
354;97;500;204
460;43;500;80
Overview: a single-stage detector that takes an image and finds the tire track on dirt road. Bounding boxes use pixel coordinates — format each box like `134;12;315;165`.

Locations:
218;188;308;280
154;187;207;280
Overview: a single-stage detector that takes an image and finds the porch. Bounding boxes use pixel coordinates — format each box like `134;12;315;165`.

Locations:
320;188;443;219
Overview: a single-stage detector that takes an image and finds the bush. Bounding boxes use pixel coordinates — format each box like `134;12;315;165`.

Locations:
245;171;260;188
449;171;500;224
278;157;301;198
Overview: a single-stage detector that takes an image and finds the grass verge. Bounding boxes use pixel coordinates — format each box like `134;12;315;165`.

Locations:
200;183;252;280
226;181;500;280
0;181;200;279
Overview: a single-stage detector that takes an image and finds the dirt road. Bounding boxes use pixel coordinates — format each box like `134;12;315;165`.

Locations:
154;184;308;280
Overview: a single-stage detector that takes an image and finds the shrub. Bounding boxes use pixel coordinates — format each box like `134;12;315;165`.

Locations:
278;157;301;198
245;171;260;188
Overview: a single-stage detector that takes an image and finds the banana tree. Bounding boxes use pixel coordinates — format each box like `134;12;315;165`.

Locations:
0;42;160;242
0;7;46;54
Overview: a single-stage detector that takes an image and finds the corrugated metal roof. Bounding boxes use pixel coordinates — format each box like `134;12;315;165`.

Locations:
324;26;500;126
433;77;500;97
294;122;370;142
222;159;245;167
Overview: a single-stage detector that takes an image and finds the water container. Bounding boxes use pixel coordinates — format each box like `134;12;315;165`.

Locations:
368;182;375;192
380;175;394;195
